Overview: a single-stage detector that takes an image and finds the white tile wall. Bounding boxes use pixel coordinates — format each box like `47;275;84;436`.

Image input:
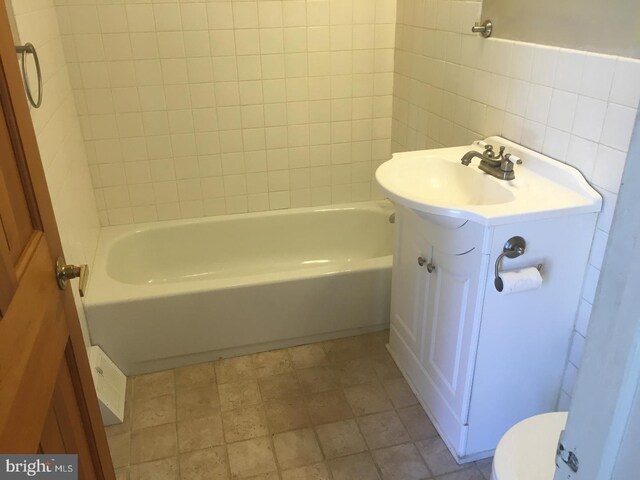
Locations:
10;0;101;347
54;0;398;225
392;0;640;405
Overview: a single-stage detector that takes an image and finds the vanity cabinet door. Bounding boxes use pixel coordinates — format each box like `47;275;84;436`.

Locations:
419;246;487;422
390;212;433;358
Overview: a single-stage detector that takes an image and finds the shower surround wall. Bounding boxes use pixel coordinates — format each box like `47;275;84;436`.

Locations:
392;0;640;407
10;0;101;346
56;0;397;226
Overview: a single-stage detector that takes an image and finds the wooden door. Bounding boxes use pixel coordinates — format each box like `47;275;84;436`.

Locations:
0;1;114;478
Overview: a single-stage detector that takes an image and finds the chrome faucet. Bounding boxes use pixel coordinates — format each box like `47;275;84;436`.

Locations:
461;144;522;181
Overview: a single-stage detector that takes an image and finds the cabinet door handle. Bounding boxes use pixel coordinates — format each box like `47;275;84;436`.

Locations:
418;257;436;273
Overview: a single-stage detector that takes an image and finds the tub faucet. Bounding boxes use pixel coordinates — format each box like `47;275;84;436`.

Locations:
460;144;522;181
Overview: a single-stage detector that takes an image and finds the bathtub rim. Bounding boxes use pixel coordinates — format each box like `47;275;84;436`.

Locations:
84;200;394;306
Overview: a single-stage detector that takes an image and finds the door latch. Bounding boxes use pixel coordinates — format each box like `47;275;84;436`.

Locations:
55;257;89;297
557;442;579;473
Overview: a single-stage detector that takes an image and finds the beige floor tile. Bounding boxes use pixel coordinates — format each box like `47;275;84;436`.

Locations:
382;377;418;409
106;400;132;437
343;382;393;416
305;390;353;425
315;419;367;458
372;444;431;480
367;330;390;349
264;397;311;433
243;473;281;480
107;431;131;469
322;336;369;364
216;356;256;385
438;467;486;480
227;437;277;479
177;413;224;453
288;344;329;369
475;458;493;480
115;467;129;480
126;377;134;403
222;405;269;443
258;373;302;400
132;394;176;431
252;350;294;378
396;405;438;441
242;473;281;480
179;446;228;479
116;333;465;479
174;362;217;390
335;358;378;387
297;367;340;394
130;423;178;465
219;379;262;411
129;457;178;480
328;452;381;480
370;344;392;363
357;411;411;450
177;384;221;420
133;371;175;400
371;353;403;381
369;329;391;348
273;428;324;470
281;462;331;480
416;436;464;476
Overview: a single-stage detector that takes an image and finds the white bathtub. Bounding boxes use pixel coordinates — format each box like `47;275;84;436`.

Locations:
85;201;394;375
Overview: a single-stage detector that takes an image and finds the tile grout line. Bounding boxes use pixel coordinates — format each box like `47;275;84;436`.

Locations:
285;343;331;479
349;334;391;480
257;352;285;479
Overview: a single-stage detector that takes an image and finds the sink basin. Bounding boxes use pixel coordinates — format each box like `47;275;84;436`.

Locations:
386;157;515;207
376;136;602;226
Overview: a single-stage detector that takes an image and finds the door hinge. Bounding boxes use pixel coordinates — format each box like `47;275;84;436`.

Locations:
557;441;579;473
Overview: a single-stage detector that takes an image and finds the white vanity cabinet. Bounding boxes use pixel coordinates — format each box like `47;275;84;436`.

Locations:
419;243;487;432
388;204;598;462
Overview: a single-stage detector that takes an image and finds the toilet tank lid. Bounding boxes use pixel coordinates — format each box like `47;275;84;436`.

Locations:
492;412;568;480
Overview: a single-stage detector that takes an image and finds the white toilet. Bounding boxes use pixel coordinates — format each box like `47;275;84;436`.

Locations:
491;412;568;480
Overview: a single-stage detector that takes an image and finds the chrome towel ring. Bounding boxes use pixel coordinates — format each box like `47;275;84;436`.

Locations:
15;43;43;108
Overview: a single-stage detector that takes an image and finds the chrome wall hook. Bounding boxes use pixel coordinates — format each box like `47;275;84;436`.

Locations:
15;43;43;108
472;20;493;38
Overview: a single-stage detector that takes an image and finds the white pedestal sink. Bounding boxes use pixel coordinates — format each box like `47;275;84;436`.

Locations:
375;137;602;463
376;136;601;226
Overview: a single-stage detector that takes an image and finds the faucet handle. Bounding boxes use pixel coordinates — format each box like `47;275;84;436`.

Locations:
504;153;522;164
485;144;506;160
501;154;523;173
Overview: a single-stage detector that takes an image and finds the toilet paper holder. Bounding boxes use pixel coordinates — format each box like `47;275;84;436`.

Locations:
494;236;542;292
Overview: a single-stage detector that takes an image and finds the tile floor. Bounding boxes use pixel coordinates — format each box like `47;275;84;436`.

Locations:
106;330;493;480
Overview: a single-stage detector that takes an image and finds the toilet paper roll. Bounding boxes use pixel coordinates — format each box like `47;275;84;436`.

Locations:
499;266;543;295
